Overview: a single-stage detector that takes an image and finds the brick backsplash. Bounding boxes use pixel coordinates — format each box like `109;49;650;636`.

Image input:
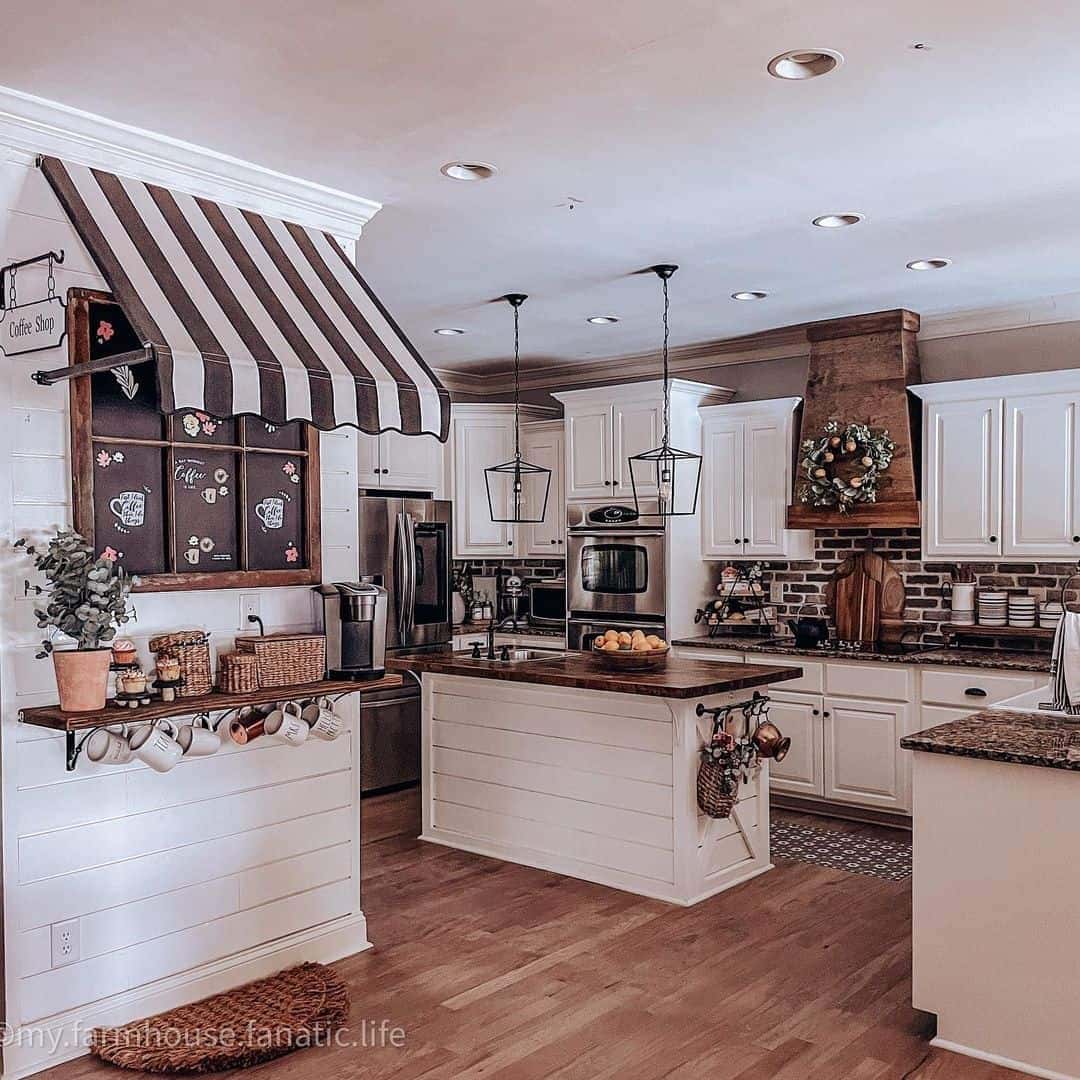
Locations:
711;529;1075;650
453;558;565;582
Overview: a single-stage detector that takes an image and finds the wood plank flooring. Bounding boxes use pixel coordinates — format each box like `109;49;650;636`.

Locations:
41;791;1024;1080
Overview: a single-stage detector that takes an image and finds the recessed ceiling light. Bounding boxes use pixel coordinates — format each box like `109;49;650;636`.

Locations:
906;258;951;271
433;327;467;335
767;49;843;80
812;213;864;228
440;161;497;181
731;291;768;301
586;315;620;324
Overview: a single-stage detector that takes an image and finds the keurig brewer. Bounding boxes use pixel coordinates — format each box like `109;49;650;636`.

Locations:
316;582;388;679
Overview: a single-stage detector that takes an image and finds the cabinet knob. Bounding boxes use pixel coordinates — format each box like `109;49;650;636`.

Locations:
1073;536;1080;543
989;535;998;543
812;709;820;716
382;468;389;474
823;711;831;718
507;540;513;546
743;538;750;545
734;538;741;544
372;469;379;474
550;539;557;545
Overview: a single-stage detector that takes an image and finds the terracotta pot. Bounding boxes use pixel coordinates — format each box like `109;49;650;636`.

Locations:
53;649;112;712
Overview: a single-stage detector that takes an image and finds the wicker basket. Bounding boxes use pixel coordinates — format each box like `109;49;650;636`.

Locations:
697;755;738;818
218;652;260;694
149;631;213;698
235;633;326;688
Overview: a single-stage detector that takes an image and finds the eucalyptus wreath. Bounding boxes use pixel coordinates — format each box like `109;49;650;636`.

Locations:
15;529;137;656
798;420;896;513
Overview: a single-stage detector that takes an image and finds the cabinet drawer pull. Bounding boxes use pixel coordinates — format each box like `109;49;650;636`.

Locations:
964;687;988;698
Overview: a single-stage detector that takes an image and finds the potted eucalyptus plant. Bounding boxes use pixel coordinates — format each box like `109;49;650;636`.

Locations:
16;529;137;712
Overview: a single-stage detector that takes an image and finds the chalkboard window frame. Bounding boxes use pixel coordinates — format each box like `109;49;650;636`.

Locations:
68;289;322;592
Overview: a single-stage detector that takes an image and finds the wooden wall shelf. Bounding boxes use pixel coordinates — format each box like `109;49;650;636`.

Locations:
18;674;404;733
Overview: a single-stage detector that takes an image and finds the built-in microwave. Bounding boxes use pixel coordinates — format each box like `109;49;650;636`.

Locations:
527;579;566;629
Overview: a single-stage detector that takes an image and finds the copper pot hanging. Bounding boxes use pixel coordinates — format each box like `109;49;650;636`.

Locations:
751;720;791;762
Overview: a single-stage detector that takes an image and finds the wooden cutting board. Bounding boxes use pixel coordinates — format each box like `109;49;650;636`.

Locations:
825;550;906;644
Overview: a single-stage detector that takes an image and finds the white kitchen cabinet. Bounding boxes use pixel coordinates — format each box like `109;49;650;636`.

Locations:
913;371;1080;561
449;404;556;559
555;380;725;502
767;691;824;797
823;697;910;811
358;429;443;493
521;421;566;556
1004;393;1080;557
699;398;813;560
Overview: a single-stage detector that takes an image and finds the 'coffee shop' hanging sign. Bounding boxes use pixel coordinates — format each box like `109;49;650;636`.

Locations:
1;250;67;356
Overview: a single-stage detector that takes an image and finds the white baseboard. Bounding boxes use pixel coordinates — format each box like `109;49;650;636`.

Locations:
3;913;370;1079
931;1037;1079;1080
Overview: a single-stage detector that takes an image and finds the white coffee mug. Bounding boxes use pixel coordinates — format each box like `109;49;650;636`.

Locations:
129;719;184;773
264;701;308;746
176;718;221;757
306;697;343;741
85;725;134;765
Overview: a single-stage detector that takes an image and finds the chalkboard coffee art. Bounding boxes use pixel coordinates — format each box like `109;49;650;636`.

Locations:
247;454;305;570
172;452;239;573
91;443;167;574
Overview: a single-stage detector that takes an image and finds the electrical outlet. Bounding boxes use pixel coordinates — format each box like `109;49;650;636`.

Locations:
51;919;80;967
239;594;261;630
770;581;784;604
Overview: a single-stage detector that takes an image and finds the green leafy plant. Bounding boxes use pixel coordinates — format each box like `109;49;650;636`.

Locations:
15;530;137;657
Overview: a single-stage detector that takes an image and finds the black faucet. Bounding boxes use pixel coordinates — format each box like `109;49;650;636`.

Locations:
487;614;521;659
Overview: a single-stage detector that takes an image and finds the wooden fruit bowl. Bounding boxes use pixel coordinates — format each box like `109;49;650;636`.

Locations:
591;644;671;671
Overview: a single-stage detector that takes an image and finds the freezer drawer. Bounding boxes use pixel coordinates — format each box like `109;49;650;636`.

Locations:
360;688;420;793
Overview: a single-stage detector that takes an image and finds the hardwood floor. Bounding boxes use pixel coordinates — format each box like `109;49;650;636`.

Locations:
42;790;1024;1080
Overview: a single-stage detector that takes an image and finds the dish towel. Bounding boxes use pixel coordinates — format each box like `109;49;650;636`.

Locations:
1044;611;1080;714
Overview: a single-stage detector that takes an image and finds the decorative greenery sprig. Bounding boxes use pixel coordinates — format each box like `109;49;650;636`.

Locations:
15;530;137;656
799;419;896;513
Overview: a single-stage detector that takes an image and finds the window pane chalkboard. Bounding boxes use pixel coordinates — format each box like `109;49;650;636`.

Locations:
69;290;321;591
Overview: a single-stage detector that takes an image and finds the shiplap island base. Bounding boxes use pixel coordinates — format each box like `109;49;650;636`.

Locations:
387;652;802;905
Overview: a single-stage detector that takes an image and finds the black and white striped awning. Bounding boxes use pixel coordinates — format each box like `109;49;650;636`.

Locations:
39;156;450;440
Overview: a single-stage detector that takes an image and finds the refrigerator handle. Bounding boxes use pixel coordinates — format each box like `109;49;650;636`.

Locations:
393;512;410;643
402;512;418;639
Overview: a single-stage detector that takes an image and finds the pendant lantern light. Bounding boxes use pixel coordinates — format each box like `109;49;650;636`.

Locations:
627;264;702;517
485;293;552;524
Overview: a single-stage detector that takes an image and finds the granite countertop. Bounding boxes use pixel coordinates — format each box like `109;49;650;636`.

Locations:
670;635;1052;673
902;709;1080;771
387;647;803;700
453;623;566;639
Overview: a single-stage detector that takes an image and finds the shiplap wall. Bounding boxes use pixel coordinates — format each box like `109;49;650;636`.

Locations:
0;151;366;1076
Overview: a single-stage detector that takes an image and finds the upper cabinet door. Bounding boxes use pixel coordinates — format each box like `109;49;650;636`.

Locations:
453;418;514;557
380;429;443;493
1004;394;1080;558
521;426;565;556
700;418;745;557
744;414;789;557
611;400;662;496
565;407;612;499
357;432;382;483
924;399;1003;559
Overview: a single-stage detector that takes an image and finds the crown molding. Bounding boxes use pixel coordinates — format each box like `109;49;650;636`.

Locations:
0;84;380;237
919;290;1080;340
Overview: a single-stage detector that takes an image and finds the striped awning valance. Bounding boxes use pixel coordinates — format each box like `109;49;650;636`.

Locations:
40;156;450;441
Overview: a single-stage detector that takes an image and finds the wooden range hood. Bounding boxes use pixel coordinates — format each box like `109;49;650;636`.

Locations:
787;309;922;528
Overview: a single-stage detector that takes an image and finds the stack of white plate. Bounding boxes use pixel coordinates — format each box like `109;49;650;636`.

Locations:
1008;594;1037;627
1041;600;1064;631
977;591;1008;626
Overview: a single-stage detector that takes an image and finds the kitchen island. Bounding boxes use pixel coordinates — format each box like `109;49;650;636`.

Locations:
387;649;802;905
902;705;1080;1079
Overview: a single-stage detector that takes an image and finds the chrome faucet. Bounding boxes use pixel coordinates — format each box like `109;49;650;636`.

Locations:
487;614;521;659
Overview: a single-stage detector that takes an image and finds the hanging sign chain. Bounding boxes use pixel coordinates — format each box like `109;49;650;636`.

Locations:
47;254;56;300
8;263;15;310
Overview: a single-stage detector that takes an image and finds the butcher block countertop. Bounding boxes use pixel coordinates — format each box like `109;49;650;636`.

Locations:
387;648;802;699
901;709;1080;772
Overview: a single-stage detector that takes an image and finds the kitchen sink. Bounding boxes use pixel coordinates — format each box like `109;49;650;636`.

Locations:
455;648;568;663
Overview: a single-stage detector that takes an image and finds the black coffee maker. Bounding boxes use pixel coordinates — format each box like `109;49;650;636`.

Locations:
315;581;388;679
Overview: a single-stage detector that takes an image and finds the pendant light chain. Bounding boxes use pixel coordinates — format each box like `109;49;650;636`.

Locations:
661;273;670;450
513;300;521;461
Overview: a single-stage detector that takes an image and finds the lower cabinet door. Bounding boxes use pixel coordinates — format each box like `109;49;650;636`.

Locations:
823;696;910;811
767;692;824;797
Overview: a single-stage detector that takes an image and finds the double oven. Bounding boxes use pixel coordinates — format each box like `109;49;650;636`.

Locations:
565;501;667;650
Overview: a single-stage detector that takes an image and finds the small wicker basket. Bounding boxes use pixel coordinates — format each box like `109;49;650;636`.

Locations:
218;652;260;694
149;631;213;698
696;756;739;819
234;633;326;688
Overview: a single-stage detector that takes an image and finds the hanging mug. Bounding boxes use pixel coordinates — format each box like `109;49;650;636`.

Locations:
229;706;266;745
176;714;221;757
129;719;184;773
264;701;309;746
85;725;134;765
303;696;344;741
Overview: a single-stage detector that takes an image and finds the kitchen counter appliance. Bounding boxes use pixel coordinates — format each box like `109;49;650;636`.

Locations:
527;578;566;629
315;581;388;679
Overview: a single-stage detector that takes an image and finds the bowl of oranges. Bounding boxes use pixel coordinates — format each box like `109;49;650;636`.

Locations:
591;628;670;670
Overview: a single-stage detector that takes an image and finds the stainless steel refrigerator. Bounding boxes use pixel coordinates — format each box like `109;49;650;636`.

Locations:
357;495;452;792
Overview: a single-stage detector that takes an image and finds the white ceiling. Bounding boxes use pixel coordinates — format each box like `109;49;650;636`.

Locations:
8;0;1080;375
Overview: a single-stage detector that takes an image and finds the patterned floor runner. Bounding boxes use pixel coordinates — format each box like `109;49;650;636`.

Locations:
771;820;912;881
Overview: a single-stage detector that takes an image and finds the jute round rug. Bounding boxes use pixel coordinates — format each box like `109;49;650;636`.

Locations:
90;963;349;1073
